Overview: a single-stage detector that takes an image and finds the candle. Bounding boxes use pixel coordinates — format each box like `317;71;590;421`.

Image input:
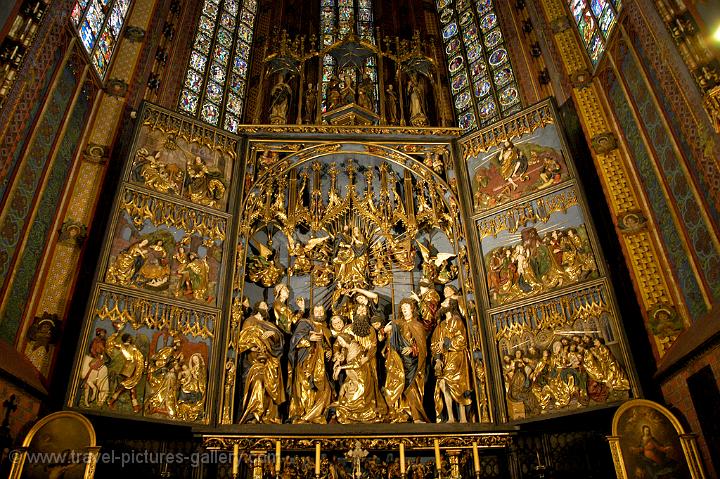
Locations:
315;442;321;475
472;442;480;472
399;443;406;474
276;440;281;474
232;443;239;475
434;439;441;472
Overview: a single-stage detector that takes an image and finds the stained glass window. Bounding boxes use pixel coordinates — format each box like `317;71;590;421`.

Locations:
178;0;257;133
320;0;378;112
71;0;134;79
436;0;522;131
566;0;621;66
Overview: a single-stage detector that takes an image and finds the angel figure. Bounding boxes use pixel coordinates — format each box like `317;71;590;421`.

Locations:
417;239;456;285
246;239;284;287
287;235;330;277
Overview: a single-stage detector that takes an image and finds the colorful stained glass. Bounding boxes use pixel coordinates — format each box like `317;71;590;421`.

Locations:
478;97;496;119
238;24;253;43
590;0;607;17
470;60;486;77
226;94;243;115
455;90;472;111
458;111;476;130
476;0;492;16
437;0;450;8
479;13;497;32
229;75;245;95
217;28;233;48
201;102;220;124
443;22;458;39
80;21;96;51
493;67;513;87
236;41;250;60
488;47;507;66
448;55;465;74
246;0;257;13
214;45;230;65
190;51;208;72
498;86;519;107
241;8;254;25
71;2;83;25
224;114;240;133
446;37;461;54
484;29;502;49
203;0;218;18
221;12;236;30
440;9;453;24
463;23;478;43
180;90;199;113
451;72;469;93
210;63;226;83
567;0;619;64
233;57;248;76
86;1;103;34
473;78;491;98
459;10;474;26
225;0;239;14
206;82;224;103
185;70;203;92
199;15;215;33
466;43;482;63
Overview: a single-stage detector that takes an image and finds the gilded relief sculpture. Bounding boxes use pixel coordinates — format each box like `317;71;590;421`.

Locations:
223;144;486;426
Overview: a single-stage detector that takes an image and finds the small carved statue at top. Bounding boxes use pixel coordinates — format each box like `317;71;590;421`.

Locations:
385;83;398;124
407;73;428;127
269;72;293;124
304;82;317;124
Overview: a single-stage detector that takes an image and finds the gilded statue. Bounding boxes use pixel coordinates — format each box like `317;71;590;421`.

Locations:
332;226;369;292
137;239;171;290
358;72;375;111
411;278;440;331
288;304;333;423
272;283;304;334
287;235;329;277
185;155;226;207
332;302;387;423
176;251;210;300
107;333;145;413
431;305;472;423
107;239;148;285
247;239;284;287
269;72;293;124
236;302;286;424
134;148;182;194
418;240;456;285
383;298;429;423
145;337;184;417
177;353;207;420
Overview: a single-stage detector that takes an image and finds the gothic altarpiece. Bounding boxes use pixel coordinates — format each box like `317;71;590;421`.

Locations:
66;101;639;477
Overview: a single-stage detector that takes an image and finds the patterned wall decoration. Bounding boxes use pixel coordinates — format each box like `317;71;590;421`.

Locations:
601;46;718;319
177;0;258;132
435;0;523;131
67;104;236;424
70;0;134;78
459;100;636;421
0;49;88;342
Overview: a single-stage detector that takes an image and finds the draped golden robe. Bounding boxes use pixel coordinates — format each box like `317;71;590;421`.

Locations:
288;318;333;423
384;316;428;423
430;315;472;419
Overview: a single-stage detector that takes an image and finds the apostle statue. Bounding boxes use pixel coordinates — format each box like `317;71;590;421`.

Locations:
236;301;286;424
288;304;333;423
383;298;429;423
431;305;473;423
269;72;293;124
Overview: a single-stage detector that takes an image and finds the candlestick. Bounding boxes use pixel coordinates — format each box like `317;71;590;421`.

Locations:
473;442;480;470
400;442;406;474
434;439;441;474
315;442;321;476
232;443;239;476
276;440;281;476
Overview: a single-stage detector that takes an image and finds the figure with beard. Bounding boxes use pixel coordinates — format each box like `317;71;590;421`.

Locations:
288;304;333;423
383;298;428;423
236;301;285;424
411;278;440;332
